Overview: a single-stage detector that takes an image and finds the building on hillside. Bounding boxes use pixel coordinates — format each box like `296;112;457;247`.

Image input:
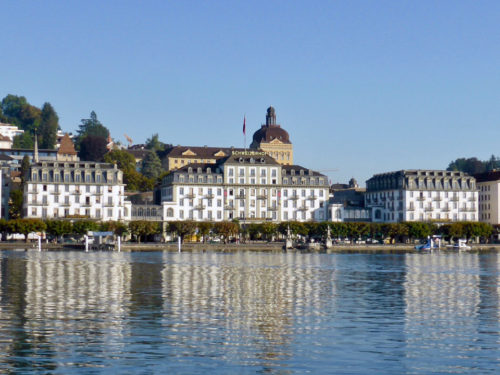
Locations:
161;145;244;171
474;170;500;225
0;135;13;149
0;123;24;141
328;178;371;222
158;150;329;222
57;133;79;162
365;170;478;223
125;146;151;171
250;106;293;165
23;161;130;221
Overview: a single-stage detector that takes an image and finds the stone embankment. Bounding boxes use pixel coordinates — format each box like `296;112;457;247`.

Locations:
1;241;500;253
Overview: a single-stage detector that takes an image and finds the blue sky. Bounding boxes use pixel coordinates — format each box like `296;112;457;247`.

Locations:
1;1;499;185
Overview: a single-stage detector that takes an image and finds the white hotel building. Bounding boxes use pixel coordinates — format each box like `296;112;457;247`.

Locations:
159;151;329;222
475;170;500;225
23;161;130;221
365;170;478;223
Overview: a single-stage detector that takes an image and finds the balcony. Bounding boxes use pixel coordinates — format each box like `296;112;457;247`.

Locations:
442;206;451;212
407;206;415;211
71;191;81;195
424;206;433;212
307;195;317;200
236;194;246;199
257;195;268;200
185;193;195;199
224;205;235;210
416;196;426;201
93;191;103;196
53;190;61;195
468;196;476;202
268;206;279;211
449;196;459;202
205;193;214;199
433;196;442;201
194;204;206;210
288;195;299;200
297;206;308;211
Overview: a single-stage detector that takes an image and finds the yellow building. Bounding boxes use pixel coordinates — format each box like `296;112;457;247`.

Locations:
250;106;293;165
163;146;244;171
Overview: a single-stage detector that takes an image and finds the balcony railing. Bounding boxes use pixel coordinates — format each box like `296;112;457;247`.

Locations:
424;206;433;212
185;193;195;199
298;206;308;211
205;193;214;199
416;196;426;201
194;204;206;210
236;194;246;199
224;205;235;210
450;196;459;201
288;195;299;200
268;206;279;211
258;195;268;200
307;195;317;200
433;196;442;201
442;207;451;212
468;197;476;202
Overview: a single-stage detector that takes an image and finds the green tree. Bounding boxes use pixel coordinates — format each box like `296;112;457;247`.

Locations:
75;111;109;149
12;132;34;149
72;220;98;236
104;150;154;191
20;155;30;185
213;221;239;243
45;220;72;243
197;222;212;243
128;220;160;243
78;135;108;161
100;221;129;236
140;150;163;179
1;94;41;132
39;102;59;149
404;222;432;241
168;220;197;243
8;190;23;219
145;133;165;152
7;218;46;242
260;222;277;241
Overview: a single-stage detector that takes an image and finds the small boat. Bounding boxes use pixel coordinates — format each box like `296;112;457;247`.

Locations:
415;236;441;251
446;239;472;251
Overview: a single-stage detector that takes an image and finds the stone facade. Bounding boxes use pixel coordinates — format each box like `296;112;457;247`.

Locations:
365;170;478;222
475;170;500;225
23;161;130;221
159;150;328;222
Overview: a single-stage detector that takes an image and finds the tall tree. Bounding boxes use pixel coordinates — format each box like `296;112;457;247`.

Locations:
145;133;165;152
39;102;59;149
1;94;41;132
12;132;34;149
76;111;109;149
78;135;108;162
140;151;162;179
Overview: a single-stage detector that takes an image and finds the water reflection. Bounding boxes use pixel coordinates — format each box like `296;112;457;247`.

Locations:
0;250;498;374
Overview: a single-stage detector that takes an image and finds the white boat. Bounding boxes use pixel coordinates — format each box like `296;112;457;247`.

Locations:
446;239;472;251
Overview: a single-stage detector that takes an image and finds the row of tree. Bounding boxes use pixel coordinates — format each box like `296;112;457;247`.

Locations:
447;155;500;175
0;218;496;245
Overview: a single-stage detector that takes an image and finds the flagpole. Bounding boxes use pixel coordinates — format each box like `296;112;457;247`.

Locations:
243;115;246;151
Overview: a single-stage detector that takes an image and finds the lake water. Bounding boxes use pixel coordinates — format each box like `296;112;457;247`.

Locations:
0;250;499;374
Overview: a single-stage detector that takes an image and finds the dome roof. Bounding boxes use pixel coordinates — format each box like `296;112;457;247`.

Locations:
252;124;291;144
251;106;291;145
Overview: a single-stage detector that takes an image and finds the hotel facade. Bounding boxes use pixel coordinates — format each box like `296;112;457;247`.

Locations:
23;161;130;221
365;170;478;223
158;151;329;222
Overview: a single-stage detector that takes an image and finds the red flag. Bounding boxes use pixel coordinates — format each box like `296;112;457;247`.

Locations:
243;116;246;135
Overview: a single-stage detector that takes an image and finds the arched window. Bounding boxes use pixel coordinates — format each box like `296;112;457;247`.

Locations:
167;208;174;217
